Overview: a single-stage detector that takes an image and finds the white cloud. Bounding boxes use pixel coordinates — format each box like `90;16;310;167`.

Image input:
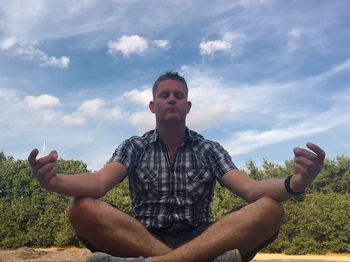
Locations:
62;114;86;126
0;88;18;101
226;109;350;156
108;35;148;57
179;65;292;130
121;66;291;132
0;88;21;131
25;94;61;110
129;111;155;134
287;27;306;52
199;32;248;56
0;37;16;50
303;58;350;85
2;40;70;68
187;82;288;130
77;98;105;117
33;109;63;125
123;86;152;106
0;1;263;46
288;27;304;39
286;26;326;54
199;40;231;55
62;98;124;126
154;39;170;49
41;55;70;68
317;58;350;79
122;87;154;132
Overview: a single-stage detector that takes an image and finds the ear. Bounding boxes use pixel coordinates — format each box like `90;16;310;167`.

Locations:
186;101;192;114
149;101;155;113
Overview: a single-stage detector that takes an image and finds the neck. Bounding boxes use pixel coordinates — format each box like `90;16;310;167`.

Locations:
156;123;186;153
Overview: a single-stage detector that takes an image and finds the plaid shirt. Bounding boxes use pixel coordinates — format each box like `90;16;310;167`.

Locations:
110;128;237;228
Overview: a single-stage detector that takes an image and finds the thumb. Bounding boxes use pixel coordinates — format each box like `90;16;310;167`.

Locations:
28;148;39;167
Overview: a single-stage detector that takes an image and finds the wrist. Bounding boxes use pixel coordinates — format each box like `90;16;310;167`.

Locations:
41;173;60;191
284;175;304;195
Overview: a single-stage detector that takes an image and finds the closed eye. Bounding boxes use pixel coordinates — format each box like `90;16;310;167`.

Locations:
174;92;185;99
158;91;169;99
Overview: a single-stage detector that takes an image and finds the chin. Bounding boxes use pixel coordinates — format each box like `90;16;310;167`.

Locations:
163;117;183;125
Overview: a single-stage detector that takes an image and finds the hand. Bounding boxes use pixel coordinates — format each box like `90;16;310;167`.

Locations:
28;148;58;188
291;142;326;192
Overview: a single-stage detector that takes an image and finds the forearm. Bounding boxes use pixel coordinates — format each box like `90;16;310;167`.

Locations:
223;143;325;203
44;172;107;198
222;170;296;203
248;178;294;203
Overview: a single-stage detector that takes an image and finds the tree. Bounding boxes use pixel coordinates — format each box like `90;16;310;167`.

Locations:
0;154;88;248
1;152;350;254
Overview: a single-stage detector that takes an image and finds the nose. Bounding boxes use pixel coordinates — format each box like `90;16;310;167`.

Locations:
168;93;176;104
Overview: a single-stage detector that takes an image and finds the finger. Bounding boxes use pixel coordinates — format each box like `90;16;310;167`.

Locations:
28;148;39;167
306;142;326;161
294;156;314;166
36;150;58;167
295;151;323;173
50;150;58;159
47;166;57;179
293;162;308;176
36;162;56;181
33;151;58;178
293;147;318;161
41;166;57;183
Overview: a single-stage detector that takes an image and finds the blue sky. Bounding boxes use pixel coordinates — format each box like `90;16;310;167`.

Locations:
1;0;350;171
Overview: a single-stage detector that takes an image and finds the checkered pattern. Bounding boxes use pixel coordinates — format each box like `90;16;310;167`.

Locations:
110;128;237;228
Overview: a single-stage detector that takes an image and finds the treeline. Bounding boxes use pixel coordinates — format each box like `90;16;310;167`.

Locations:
0;151;349;254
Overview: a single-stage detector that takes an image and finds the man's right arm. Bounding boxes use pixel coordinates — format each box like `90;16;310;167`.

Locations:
28;148;127;199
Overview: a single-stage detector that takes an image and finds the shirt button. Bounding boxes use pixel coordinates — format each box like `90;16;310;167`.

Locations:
173;214;179;222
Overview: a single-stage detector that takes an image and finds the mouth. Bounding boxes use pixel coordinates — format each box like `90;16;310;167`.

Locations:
165;107;179;113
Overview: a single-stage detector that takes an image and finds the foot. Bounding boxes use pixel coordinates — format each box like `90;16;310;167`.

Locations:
212;249;242;262
87;252;151;262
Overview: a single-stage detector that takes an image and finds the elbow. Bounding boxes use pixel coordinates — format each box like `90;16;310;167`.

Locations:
92;184;108;199
243;181;261;203
245;193;258;204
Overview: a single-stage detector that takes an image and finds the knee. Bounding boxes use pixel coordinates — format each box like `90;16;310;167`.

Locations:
255;197;285;229
67;197;97;226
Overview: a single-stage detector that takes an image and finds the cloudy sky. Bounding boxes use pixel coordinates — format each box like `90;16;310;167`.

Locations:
1;0;350;171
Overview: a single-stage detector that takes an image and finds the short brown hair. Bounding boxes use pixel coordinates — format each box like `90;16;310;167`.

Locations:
152;71;188;98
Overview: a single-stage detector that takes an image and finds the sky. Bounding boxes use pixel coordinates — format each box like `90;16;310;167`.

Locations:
1;0;350;171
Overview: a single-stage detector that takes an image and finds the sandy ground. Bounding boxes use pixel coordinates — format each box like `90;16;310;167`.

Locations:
254;253;350;262
0;247;349;262
0;247;90;262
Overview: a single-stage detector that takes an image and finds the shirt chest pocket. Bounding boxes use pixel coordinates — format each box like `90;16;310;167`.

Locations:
133;169;161;199
185;169;213;200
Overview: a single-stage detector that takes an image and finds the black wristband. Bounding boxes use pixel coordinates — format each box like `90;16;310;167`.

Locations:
284;175;304;195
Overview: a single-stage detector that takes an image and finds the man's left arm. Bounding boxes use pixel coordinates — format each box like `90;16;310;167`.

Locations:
221;142;326;203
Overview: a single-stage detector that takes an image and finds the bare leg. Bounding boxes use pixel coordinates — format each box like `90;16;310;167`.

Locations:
153;197;284;262
68;197;171;257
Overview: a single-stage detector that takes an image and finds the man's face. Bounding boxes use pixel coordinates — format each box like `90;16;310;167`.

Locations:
149;79;191;125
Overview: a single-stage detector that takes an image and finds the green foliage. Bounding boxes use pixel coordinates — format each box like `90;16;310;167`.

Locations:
265;193;350;254
211;184;246;220
102;178;132;214
0;154;88;248
1;151;350;254
310;156;350;194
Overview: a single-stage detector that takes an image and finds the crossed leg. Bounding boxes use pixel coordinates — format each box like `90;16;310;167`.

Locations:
68;196;284;262
68;197;171;257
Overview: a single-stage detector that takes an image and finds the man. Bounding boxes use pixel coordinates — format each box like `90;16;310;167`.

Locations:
28;71;325;262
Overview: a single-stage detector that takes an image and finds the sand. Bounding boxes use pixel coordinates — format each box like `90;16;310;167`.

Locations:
0;247;90;262
254;253;350;262
0;247;349;262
